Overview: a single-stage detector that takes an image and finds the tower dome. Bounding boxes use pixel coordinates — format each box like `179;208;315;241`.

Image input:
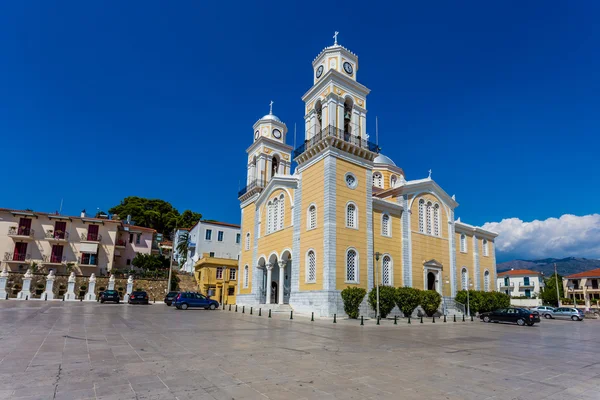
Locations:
374;153;396;166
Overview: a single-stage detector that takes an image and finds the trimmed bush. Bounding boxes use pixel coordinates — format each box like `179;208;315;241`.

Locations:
368;285;397;318
341;287;366;319
456;290;510;315
396;287;422;317
421;290;442;317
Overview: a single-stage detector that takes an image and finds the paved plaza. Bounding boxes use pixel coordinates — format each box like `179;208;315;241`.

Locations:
0;302;599;400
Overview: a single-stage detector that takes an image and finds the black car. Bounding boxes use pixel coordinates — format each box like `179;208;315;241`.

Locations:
128;291;149;305
480;307;541;326
100;290;120;304
164;291;179;306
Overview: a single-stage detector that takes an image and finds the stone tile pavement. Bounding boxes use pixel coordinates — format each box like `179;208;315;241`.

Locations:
1;301;599;399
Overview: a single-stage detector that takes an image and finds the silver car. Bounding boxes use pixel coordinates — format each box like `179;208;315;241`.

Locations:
550;307;585;321
531;306;556;319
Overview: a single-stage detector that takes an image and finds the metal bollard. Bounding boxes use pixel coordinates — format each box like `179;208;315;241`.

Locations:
229;304;232;311
26;295;28;301
408;316;411;324
376;316;380;325
259;308;262;316
154;298;156;304
420;316;423;324
311;312;314;322
444;315;447;323
80;297;83;302
235;305;238;312
242;306;245;314
223;303;225;310
394;315;397;325
471;315;474;322
361;316;364;326
432;316;435;323
454;314;456;322
250;307;253;315
333;314;337;323
463;314;465;322
290;311;293;320
45;293;47;301
268;309;271;318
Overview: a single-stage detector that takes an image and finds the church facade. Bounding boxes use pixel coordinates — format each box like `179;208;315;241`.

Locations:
237;39;498;316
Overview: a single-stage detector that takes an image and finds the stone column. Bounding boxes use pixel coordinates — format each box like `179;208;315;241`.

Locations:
265;264;273;304
0;265;9;300
17;269;33;300
278;261;285;305
108;274;115;290
125;275;133;298
85;273;97;301
43;270;56;300
65;272;76;300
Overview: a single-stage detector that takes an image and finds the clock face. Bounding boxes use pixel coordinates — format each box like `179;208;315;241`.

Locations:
316;65;324;79
272;129;282;139
254;130;259;140
343;62;353;75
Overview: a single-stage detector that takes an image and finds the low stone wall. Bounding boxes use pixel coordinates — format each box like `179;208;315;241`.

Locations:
510;298;542;307
3;272;199;300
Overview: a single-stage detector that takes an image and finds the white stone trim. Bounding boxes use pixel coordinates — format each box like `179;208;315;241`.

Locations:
291;176;302;293
448;211;457;296
473;235;481;290
366;169;374;290
323;156;336;291
400;195;412;287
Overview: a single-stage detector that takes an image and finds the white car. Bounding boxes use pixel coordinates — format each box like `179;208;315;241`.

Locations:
530;306;555;319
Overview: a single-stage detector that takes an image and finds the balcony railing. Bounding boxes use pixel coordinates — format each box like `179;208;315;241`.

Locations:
81;232;102;242
499;282;515;289
8;226;35;237
115;239;127;247
42;255;67;264
78;256;98;266
4;252;30;262
293;125;380;159
45;231;69;240
519;282;535;289
238;180;265;197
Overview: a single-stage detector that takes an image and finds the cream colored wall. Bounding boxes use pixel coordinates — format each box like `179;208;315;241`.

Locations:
239;203;255;295
299;159;325;291
373;208;402;287
455;231;475;291
478;238;495;291
409;193;450;296
335;158;369;290
256;188;294;265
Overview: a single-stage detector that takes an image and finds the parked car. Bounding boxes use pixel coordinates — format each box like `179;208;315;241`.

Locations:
479;307;540;326
174;292;219;310
530;306;555;319
128;291;149;305
550;307;584;321
164;291;179;306
100;290;120;304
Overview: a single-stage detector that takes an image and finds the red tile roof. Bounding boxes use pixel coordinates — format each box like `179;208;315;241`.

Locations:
566;268;600;279
497;269;541;277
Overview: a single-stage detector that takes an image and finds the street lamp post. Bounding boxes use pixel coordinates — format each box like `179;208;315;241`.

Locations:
374;252;381;320
167;228;176;293
466;279;473;317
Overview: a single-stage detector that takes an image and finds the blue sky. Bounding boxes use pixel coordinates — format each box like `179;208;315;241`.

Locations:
1;2;598;261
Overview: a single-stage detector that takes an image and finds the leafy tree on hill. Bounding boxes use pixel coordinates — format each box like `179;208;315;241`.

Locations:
108;197;201;234
132;254;170;274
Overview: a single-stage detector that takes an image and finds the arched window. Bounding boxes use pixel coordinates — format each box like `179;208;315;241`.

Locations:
418;199;425;233
433;203;440;237
482;239;489;257
344;97;354;135
461;267;468;291
390;175;397;187
382;255;391;285
278;194;285;230
306;250;316;283
266;202;272;234
271;156;279;177
460;234;467;253
426;201;433;235
315;100;322;133
484;270;490;292
307;205;317;230
381;214;390;237
346;249;358;282
245;233;250;251
346;203;357;228
373;172;382;188
272;198;279;233
244;265;249;288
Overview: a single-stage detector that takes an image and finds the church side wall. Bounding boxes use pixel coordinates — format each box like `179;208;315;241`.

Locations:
373;208;403;287
479;239;496;291
455;231;476;292
239;204;255;295
256;189;294;264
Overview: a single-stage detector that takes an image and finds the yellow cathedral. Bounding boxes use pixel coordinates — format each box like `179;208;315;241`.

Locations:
237;37;498;317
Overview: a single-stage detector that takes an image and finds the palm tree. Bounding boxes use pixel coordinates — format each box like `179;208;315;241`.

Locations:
176;231;189;267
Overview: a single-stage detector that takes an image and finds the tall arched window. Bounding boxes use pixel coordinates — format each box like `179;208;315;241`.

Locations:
426;201;433;235
433;203;440;237
266;202;273;234
245;232;250;251
271;156;279;177
306;250;316;283
418;199;425;233
344;97;354;135
307;205;317;230
244;265;249;288
346;249;358;282
482;239;489;257
484;270;490;292
381;214;390;237
373;172;382;188
460;234;467;253
315;100;322;133
278;194;285;230
346;203;357;228
461;267;468;291
272;198;279;233
390;175;397;187
382;255;391;285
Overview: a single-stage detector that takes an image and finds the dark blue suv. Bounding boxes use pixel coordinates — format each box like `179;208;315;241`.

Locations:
174;292;219;310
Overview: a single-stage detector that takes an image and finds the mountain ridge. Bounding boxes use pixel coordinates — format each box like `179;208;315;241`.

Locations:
497;257;600;277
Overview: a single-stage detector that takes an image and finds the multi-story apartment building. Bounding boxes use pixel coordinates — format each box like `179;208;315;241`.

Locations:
180;220;241;273
497;269;543;298
0;208;158;276
563;268;600;310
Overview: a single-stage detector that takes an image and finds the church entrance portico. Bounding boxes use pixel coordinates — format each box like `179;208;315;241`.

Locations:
261;252;291;305
423;259;443;294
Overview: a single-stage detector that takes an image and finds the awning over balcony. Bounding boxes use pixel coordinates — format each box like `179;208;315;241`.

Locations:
80;243;98;254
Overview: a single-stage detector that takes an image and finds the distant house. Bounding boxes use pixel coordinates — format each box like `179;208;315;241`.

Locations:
497;269;543;306
562;268;600;310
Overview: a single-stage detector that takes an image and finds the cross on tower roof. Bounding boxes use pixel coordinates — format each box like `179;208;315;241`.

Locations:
269;100;274;115
333;31;339;45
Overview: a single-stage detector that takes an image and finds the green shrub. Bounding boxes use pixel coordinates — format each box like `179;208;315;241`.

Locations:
340;287;366;319
368;286;397;318
561;297;573;305
396;287;422;317
421;290;442;316
455;290;510;315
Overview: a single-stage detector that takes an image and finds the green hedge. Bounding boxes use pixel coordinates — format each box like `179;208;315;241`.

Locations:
421;290;442;317
395;287;422;317
341;287;366;319
455;290;510;315
368;286;397;318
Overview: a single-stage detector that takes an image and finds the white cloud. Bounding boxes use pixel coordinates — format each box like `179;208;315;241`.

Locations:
482;214;600;260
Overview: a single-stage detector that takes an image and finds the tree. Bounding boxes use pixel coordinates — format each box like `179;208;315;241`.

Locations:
420;290;442;317
340;287;366;319
176;231;189;267
541;273;564;307
132;254;170;273
395;287;422;317
368;285;397;318
108;197;201;234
